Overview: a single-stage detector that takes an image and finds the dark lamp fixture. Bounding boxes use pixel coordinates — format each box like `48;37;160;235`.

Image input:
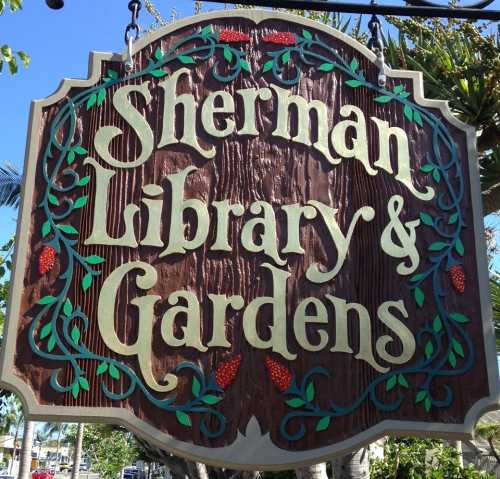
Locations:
45;0;64;9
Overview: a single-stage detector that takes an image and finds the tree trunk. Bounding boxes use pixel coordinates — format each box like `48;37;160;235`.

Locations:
294;463;328;479
332;449;370;479
71;423;85;479
9;419;21;474
18;420;35;479
55;428;62;471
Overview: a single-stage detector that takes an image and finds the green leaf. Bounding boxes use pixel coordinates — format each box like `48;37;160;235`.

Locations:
73;146;88;155
48;194;59;206
201;395;223;405
201;25;212;38
84;255;105;265
393;85;404;94
424;397;432;412
420;164;434;173
37;295;57;305
96;362;108;376
410;273;425;282
97;88;106;106
350;57;358;71
282;51;290;63
403;105;413;122
82;272;92;292
40;323;52;340
175;410;192;427
414;110;423;127
345;79;362;88
72;382;80;399
79;376;90;391
302;29;312;40
71;326;81;344
306;382;315;402
415;390;427;403
154;47;163;61
151;69;168;78
315;416;331;432
448;213;459;224
63;298;73;317
108;69;118;79
57;224;78;235
432;168;441;182
374;95;392;104
78;176;91;187
386;375;397;391
263;60;274;73
432;315;442;332
448;351;457;368
286;398;306;408
67;150;76;165
450;313;469;324
42;221;51;237
420;213;433;226
223;47;233;62
414;287;424;308
109;364;120;380
86;93;97;110
398;374;409;388
425;340;434;358
452;339;465;358
47;334;56;352
178;55;195;65
428;242;448;251
455;238;464;256
192;377;201;397
73;196;88;209
319;63;335;72
240;59;251;73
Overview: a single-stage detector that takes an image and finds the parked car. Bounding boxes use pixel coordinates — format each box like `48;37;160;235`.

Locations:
32;469;55;479
59;463;72;472
79;464;89;472
123;466;139;479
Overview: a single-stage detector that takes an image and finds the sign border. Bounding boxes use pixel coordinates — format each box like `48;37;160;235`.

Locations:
1;9;499;470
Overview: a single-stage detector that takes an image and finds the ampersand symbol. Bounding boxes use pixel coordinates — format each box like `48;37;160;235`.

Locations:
381;195;420;275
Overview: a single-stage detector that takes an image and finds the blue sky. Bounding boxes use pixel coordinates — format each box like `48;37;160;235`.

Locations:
0;0;499;269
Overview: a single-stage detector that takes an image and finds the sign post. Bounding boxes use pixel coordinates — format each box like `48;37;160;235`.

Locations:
1;10;498;470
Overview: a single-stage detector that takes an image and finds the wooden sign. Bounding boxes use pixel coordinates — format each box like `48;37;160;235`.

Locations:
1;10;498;470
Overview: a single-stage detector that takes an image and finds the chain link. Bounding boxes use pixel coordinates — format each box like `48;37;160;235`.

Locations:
124;0;142;72
367;12;387;87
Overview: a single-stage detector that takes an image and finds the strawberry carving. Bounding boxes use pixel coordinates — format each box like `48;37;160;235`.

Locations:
219;30;250;43
449;265;465;293
38;246;56;275
215;354;242;389
262;32;296;46
265;356;292;392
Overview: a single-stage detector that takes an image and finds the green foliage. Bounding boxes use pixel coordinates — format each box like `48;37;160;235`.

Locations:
82;424;138;479
490;275;500;350
370;437;494;478
0;1;30;75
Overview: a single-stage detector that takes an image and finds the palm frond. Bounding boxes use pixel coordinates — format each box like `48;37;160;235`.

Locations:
0;162;21;208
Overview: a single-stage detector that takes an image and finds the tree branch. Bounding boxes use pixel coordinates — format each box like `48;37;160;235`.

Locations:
482;183;500;216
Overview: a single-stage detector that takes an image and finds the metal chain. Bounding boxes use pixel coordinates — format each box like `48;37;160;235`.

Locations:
124;0;142;72
367;11;387;87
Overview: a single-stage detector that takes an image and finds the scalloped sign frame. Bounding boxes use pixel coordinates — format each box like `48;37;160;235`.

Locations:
1;10;499;470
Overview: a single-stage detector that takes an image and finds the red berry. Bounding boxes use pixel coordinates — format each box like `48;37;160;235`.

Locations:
38;246;56;275
219;30;250;43
262;32;296;46
215;354;242;389
265;356;292;392
449;265;465;293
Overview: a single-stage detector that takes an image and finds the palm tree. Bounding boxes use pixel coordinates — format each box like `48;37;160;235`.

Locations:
475;422;500;464
34;427;51;463
43;423;70;470
70;423;85;479
18;420;35;479
0;395;24;474
0;163;21;208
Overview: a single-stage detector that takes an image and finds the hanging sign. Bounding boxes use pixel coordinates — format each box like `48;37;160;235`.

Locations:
1;10;498;470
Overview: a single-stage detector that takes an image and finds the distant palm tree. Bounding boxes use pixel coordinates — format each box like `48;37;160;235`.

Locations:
0;395;24;474
475;422;500;464
34;427;51;462
0;163;21;208
43;423;69;470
